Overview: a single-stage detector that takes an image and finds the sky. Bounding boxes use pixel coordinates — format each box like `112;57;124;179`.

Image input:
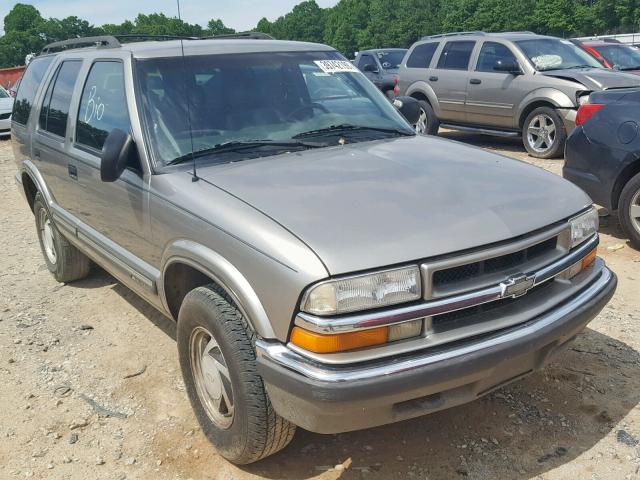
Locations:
0;0;339;35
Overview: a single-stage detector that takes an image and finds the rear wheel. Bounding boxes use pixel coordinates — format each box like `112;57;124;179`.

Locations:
177;285;296;464
414;100;439;135
618;172;640;249
33;192;90;283
523;107;566;159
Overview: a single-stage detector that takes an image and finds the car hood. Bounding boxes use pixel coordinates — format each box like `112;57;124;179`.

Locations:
0;97;13;112
541;67;640;90
197;136;591;275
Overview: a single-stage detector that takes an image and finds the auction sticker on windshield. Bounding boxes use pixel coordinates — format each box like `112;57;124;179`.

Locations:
314;60;360;74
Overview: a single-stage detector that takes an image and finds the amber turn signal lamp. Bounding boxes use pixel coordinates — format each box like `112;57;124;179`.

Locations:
290;326;388;353
582;248;597;269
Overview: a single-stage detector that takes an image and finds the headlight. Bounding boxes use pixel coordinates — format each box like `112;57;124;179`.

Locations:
569;208;599;248
577;92;591;106
301;265;421;316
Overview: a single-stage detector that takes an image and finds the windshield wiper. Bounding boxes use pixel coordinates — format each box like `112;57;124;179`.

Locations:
538;64;594;72
167;139;326;166
293;124;414;139
620;66;640;71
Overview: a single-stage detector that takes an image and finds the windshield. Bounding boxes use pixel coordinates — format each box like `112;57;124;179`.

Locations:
376;50;407;69
516;38;603;71
135;51;413;167
593;44;640;70
0;87;8;98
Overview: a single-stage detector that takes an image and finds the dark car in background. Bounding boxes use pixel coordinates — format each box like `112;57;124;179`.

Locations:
564;88;640;248
353;48;407;95
575;39;640;75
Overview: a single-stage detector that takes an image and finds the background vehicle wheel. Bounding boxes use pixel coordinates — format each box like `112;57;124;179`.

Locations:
618;172;640;249
523;107;566;159
415;100;439;135
177;285;296;464
33;192;90;283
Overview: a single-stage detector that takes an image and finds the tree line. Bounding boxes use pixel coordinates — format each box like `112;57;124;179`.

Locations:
2;0;639;68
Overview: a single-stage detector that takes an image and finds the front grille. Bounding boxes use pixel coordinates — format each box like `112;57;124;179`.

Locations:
0;112;11;120
430;236;560;297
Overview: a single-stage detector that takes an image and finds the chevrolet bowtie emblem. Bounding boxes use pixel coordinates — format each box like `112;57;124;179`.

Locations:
500;274;535;298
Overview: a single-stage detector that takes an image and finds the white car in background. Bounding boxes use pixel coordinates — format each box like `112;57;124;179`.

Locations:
0;86;14;137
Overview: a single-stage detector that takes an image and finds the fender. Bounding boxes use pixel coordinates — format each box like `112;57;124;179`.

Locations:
161;239;276;338
21;160;54;208
517;88;576;125
405;81;442;116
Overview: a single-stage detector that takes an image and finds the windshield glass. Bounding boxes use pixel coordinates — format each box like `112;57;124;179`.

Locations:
516;38;603;71
594;44;640;70
0;87;8;98
135;51;413;166
376;50;407;69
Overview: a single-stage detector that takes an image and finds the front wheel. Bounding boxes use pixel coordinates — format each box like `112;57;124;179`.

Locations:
618;172;640;249
177;285;296;464
522;107;567;159
414;100;439;136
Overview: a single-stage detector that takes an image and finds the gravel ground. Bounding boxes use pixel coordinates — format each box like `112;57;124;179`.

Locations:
1;133;639;480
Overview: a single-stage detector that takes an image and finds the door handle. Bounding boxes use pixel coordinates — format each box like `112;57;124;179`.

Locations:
470;78;482;85
68;164;78;180
429;76;438;82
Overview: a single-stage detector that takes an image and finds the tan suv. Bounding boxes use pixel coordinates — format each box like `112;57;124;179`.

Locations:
398;31;640;158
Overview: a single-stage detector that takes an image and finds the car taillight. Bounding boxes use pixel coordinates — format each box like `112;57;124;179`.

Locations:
576;103;605;126
393;75;399;96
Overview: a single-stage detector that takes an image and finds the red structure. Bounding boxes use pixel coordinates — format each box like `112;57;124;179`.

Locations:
0;66;25;90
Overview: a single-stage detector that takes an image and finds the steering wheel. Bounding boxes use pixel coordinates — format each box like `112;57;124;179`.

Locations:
286;102;330;120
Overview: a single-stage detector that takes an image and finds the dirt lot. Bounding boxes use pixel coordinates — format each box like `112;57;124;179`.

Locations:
1;133;639;480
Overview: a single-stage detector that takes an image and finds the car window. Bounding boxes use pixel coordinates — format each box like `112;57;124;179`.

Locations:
593;44;640;71
437;41;476;70
406;43;438;68
516;38;602;71
12;56;54;125
359;54;378;71
476;42;518;72
76;61;130;150
39;60;82;137
376;50;406;69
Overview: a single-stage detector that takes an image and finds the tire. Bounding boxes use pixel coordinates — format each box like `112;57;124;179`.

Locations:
33;192;90;283
618;172;640;249
522;106;567;159
177;285;296;464
415;100;439;135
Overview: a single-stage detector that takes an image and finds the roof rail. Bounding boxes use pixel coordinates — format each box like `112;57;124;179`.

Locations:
114;34;199;42
498;31;536;35
421;31;485;40
203;31;274;40
41;36;121;54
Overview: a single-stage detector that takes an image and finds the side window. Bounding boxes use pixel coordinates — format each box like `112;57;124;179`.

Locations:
476;42;518;72
406;43;438;68
437;41;476;70
76;61;130;151
39;60;82;137
360;54;378;72
12;56;54;125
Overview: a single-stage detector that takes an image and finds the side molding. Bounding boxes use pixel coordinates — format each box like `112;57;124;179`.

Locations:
161;240;276;338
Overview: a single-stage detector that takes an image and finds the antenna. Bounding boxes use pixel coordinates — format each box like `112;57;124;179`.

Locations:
176;0;199;181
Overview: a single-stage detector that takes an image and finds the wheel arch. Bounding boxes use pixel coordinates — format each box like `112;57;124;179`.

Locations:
612;156;640;211
21;171;38;212
517;89;575;129
161;240;276;339
406;82;440;115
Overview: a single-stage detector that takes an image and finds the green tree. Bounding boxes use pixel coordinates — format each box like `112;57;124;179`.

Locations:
206;19;235;36
4;3;42;33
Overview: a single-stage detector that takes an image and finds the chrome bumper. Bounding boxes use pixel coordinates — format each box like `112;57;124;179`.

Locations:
257;264;613;383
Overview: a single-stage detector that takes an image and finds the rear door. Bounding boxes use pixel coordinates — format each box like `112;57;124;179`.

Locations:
432;40;476;122
33;59;83;212
466;41;526;128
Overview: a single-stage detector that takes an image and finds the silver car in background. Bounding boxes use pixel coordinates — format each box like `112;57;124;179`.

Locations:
0;86;13;137
398;32;640;158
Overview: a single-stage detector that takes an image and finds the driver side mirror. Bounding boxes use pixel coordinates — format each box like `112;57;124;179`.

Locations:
393;96;421;125
363;63;379;73
100;128;135;182
493;59;522;75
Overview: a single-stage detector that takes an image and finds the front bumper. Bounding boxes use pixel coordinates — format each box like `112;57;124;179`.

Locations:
256;266;616;434
0;117;11;137
557;107;577;135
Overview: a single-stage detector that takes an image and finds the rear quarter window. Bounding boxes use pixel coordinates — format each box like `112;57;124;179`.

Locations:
406;43;438;68
12;56;55;125
38;60;82;138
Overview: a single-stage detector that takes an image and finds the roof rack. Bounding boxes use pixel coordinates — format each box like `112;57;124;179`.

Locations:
422;31;485;40
115;34;199;42
41;35;121;54
203;32;274;40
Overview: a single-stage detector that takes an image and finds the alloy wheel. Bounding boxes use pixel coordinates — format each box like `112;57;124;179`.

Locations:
415;108;428;134
189;326;235;429
526;114;557;154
